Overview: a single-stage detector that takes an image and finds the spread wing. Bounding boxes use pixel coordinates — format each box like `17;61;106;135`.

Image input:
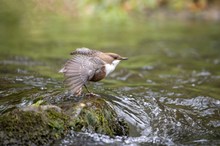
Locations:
60;55;104;95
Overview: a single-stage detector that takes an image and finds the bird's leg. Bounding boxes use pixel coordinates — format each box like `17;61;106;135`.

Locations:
84;84;100;97
84;84;90;93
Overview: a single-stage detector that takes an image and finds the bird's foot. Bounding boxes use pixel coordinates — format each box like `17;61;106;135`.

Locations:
85;92;100;97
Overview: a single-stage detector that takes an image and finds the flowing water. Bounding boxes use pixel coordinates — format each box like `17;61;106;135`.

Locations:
0;19;220;145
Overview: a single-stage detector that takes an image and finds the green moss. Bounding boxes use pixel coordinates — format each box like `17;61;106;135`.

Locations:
69;97;129;137
0;106;69;145
0;97;129;145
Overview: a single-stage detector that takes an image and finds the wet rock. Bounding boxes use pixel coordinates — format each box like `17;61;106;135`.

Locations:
67;97;129;137
0;105;69;145
0;97;129;145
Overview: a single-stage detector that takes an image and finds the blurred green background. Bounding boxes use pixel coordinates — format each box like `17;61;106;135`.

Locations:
1;0;220;72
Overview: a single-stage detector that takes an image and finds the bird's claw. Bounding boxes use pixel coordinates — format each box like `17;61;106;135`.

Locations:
85;92;100;97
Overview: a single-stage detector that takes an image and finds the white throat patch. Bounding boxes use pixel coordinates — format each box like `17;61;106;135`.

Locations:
105;60;121;76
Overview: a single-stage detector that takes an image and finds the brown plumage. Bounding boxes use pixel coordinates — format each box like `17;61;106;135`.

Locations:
59;48;128;96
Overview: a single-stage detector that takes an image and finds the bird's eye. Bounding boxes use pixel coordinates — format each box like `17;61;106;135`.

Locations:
111;55;117;59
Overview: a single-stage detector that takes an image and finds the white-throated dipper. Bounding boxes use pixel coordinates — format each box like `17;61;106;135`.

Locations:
59;48;128;96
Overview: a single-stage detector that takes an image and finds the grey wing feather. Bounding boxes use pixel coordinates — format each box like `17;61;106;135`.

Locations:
61;55;104;95
70;47;101;56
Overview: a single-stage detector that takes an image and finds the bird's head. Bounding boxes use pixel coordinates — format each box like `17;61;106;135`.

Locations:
98;52;128;65
103;52;128;76
107;53;128;61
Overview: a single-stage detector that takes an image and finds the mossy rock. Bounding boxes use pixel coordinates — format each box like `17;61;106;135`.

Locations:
68;97;129;137
0;97;129;145
0;105;69;145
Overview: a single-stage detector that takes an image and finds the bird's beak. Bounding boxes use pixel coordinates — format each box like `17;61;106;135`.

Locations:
120;57;128;60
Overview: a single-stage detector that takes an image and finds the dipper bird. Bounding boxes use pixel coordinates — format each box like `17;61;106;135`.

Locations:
59;48;128;96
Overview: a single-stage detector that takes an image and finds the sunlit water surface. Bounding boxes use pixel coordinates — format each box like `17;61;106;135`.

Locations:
0;20;220;145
